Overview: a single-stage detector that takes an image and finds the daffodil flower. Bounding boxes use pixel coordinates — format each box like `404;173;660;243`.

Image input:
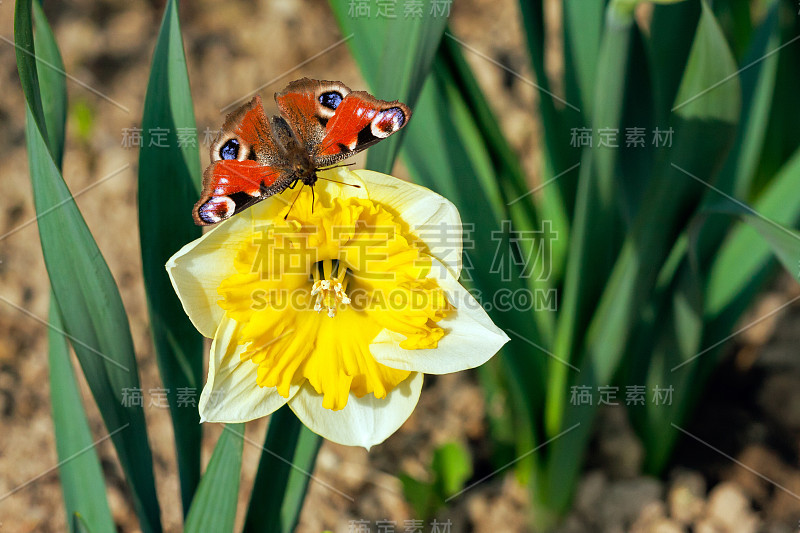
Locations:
166;168;508;448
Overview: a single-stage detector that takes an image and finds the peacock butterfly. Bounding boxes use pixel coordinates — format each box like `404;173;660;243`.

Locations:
193;78;411;225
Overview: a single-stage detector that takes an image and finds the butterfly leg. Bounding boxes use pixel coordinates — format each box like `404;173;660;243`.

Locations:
283;184;306;220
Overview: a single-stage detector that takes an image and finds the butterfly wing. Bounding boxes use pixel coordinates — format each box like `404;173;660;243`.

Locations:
193;96;294;225
195;80;412;226
313;91;411;166
193;160;292;225
274;78;352;152
275;78;411;166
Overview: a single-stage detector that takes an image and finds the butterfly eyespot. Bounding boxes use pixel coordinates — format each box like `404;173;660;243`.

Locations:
370;107;407;139
319;91;343;110
198;196;236;224
381;107;405;129
219;139;240;160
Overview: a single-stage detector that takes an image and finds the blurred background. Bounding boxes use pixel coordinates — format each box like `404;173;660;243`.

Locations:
3;0;800;531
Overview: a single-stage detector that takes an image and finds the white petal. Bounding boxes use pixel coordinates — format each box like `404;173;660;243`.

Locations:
288;372;423;450
370;258;509;374
166;211;269;338
316;167;369;200
354;170;463;278
199;316;297;423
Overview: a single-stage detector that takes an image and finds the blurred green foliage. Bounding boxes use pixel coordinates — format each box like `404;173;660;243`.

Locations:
400;441;474;519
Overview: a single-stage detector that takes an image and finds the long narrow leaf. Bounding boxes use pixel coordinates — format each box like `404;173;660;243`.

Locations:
518;0;575;211
31;1;65;166
436;35;556;342
17;1;162;530
625;0;784;473
184;425;244;533
538;1;740;516
138;0;203;514
243;407;322;533
400;55;545;476
49;297;116;533
33;8;115;530
546;1;634;436
561;0;605;118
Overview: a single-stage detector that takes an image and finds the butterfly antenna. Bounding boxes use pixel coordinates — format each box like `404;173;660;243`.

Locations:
317;176;361;188
316;163;361;188
317;162;357;170
284;184;306;220
311;185;316;214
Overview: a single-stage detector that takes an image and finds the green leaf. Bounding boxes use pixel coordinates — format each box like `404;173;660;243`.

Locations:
399;441;472;520
49;297;116;533
562;0;605;118
328;4;386;76
645;0;701;123
756;16;800;192
538;0;740;518
243;407;322;533
518;0;575;209
330;1;447;173
138;0;203;515
431;442;473;498
399;474;435;519
628;257;705;473
715;0;780;199
706;149;800;319
436;35;556;341
546;2;633;436
651;150;800;472
14;0;46;142
368;11;447;172
72;513;98;533
707;200;800;285
697;146;800;389
33;9;117;532
184;424;244;533
31;1;66;166
17;1;162;531
626;0;783;474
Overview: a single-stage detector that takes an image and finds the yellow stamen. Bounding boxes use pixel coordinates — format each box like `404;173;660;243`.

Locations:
311;260;352;317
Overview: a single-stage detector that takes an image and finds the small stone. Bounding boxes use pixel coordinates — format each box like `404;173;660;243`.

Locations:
650;519;685;533
668;469;706;524
598;478;663;531
694;518;723;533
630;501;667;532
726;445;783;505
705;482;760;533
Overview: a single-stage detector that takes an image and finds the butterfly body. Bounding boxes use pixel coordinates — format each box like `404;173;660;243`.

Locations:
193;78;411;225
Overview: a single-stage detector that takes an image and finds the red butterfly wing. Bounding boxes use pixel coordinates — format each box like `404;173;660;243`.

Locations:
193;161;291;225
194;80;412;226
193;96;292;225
275;78;351;149
314;92;411;166
274;78;411;166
